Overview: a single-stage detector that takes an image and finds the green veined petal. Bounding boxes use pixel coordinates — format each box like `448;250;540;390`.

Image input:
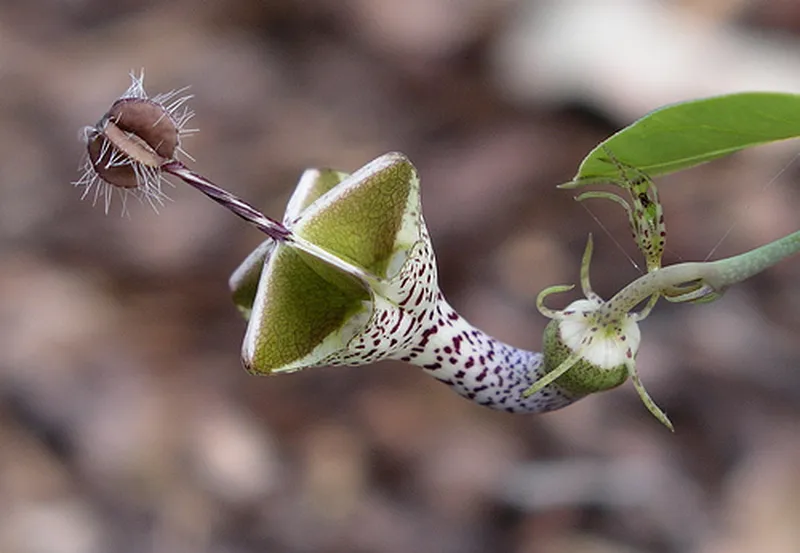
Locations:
242;243;371;374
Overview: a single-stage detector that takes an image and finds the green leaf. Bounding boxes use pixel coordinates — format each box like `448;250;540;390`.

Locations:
568;92;800;186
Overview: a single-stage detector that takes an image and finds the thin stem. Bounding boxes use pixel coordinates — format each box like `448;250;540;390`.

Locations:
710;229;800;285
600;230;800;320
161;160;292;242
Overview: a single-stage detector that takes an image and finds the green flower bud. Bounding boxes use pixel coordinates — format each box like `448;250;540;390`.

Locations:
542;298;640;396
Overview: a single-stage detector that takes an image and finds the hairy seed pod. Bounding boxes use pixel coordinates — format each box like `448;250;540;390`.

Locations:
107;98;180;159
75;72;195;213
86;98;179;190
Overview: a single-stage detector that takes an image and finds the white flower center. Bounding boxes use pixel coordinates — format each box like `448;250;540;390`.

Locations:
558;298;642;370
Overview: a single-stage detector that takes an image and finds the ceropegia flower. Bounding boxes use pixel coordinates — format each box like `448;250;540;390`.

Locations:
76;75;800;429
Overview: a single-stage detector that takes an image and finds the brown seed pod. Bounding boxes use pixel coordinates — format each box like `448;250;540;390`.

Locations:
87;98;179;190
107;98;180;159
75;72;195;213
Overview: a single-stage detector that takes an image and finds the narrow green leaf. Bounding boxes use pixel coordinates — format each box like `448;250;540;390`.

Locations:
568;92;800;186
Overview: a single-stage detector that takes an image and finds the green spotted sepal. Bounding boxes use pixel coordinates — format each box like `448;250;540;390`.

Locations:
229;152;433;375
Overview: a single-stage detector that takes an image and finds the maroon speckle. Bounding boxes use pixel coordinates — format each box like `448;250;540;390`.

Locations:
413;287;425;306
389;316;403;334
399;289;413;307
419;325;439;346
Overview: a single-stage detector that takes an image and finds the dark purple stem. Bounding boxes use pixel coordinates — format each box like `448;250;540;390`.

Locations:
161;160;292;242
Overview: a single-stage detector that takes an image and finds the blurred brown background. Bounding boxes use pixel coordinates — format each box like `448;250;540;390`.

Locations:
0;1;799;552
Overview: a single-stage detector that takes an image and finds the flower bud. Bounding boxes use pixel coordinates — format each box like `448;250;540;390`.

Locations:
541;298;640;396
528;236;673;430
